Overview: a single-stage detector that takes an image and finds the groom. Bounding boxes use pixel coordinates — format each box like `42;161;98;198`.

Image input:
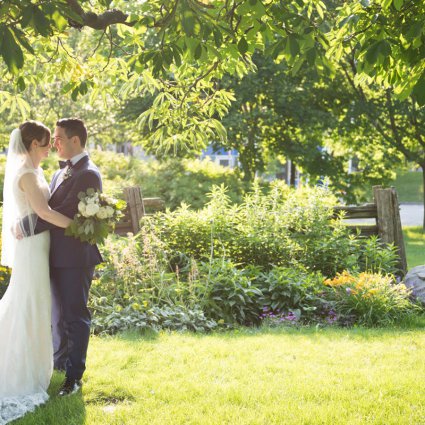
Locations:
25;118;103;395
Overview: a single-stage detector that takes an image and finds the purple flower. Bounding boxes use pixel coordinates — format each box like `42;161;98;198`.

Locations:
346;287;352;295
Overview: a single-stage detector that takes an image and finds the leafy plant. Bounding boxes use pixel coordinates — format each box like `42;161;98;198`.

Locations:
192;259;262;326
256;266;325;321
143;182;365;276
324;271;418;326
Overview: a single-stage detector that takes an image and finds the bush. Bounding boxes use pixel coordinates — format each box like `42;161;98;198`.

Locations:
191;259;262;326
0;265;11;299
255;266;325;322
324;271;418;326
143;182;362;276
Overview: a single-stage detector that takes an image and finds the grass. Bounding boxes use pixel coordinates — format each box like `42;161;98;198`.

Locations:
14;323;425;425
392;170;423;203
403;226;425;269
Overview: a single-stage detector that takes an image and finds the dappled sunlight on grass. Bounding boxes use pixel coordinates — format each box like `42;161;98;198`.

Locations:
14;326;425;425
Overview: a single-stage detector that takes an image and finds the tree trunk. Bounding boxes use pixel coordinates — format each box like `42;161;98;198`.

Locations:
290;161;296;187
239;152;253;181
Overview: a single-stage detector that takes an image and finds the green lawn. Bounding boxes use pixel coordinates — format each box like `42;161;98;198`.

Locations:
403;226;425;269
392;170;423;203
14;325;425;425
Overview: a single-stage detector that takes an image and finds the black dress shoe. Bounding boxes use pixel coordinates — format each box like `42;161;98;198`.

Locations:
58;377;82;396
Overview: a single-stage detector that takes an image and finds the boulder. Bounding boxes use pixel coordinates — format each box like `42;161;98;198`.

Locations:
404;265;425;304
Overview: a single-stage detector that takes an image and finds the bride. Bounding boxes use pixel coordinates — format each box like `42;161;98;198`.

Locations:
0;121;72;424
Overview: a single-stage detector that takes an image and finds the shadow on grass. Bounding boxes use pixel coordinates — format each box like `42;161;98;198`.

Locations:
107;313;425;344
14;373;86;425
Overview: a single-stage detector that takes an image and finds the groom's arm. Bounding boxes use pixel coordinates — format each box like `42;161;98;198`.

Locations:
21;171;102;235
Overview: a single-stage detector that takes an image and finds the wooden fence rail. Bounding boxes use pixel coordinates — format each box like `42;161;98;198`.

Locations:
115;186;164;235
333;185;407;274
116;185;407;274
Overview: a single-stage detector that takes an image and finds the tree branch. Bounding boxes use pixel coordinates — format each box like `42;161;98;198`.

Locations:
66;0;132;30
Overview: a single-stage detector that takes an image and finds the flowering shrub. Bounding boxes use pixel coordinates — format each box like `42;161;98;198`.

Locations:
65;188;126;245
324;271;418;326
0;265;11;299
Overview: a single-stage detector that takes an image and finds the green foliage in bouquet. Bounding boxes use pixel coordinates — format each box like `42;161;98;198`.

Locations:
65;188;126;245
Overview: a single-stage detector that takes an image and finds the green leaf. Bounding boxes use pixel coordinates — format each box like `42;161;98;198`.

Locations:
381;0;392;9
33;7;52;37
194;42;202;60
21;7;34;28
62;82;77;94
288;35;300;57
412;73;425;106
365;40;380;64
393;0;403;10
213;29;223;48
237;37;248;55
182;11;195;37
79;81;89;96
0;26;24;74
71;86;80;101
11;27;35;55
365;40;391;64
406;21;423;40
16;76;26;92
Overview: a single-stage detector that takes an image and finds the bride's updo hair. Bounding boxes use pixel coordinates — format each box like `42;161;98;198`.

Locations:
19;121;51;151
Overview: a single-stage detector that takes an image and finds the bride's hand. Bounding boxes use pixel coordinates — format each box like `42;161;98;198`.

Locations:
11;222;24;240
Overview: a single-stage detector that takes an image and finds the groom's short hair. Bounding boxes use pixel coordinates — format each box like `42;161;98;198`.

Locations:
56;118;87;147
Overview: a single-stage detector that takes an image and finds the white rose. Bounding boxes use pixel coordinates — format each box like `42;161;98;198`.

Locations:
106;206;114;218
96;207;108;220
78;201;87;216
85;203;100;216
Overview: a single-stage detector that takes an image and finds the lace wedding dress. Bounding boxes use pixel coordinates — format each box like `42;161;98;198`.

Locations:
0;167;53;425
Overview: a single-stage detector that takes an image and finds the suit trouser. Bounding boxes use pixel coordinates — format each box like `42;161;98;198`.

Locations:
50;266;95;380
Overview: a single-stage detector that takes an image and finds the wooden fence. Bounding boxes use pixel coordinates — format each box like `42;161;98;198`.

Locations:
116;185;407;274
115;186;164;235
333;185;407;274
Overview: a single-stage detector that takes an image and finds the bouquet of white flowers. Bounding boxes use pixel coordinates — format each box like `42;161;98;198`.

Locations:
65;188;126;245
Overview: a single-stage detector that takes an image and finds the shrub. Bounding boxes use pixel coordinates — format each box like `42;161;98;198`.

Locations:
0;265;11;299
191;259;262;326
255;266;325;322
356;236;401;275
324;271;418;326
143;182;363;276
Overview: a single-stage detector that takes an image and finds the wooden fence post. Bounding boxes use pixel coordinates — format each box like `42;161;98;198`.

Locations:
373;185;407;274
115;187;165;236
390;187;408;274
123;186;145;234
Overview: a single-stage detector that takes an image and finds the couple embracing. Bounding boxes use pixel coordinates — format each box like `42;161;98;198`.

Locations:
0;119;103;424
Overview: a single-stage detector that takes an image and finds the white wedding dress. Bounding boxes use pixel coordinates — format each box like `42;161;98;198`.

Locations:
0;167;53;424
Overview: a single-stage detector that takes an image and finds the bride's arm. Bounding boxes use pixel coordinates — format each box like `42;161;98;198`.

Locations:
19;173;72;229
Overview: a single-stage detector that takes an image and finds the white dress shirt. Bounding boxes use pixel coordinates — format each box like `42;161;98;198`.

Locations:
53;152;88;193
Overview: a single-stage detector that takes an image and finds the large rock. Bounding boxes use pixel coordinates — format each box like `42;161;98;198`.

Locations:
404;265;425;304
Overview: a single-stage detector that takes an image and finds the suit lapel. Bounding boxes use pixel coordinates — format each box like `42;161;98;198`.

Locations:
50;155;90;198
